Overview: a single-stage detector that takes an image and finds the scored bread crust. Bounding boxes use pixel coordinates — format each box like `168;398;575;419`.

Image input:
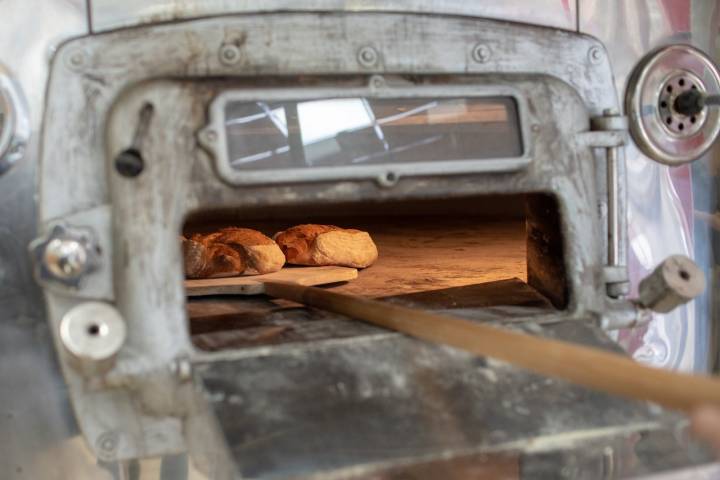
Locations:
274;224;378;268
182;228;285;278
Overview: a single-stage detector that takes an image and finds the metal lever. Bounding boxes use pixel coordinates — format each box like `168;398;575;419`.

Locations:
674;90;720;117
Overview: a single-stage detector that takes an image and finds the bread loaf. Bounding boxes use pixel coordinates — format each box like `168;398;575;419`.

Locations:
274;224;378;268
182;228;285;278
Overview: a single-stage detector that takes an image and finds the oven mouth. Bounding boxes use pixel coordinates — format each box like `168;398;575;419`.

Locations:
182;193;567;352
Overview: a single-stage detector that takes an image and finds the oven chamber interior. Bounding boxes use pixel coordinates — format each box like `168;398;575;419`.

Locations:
33;12;713;478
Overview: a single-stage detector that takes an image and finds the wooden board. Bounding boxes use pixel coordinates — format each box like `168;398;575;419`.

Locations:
185;266;358;296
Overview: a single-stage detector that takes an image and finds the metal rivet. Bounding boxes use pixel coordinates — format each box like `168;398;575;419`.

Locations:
219;44;241;66
369;75;386;90
588;46;603;65
96;431;118;458
472;43;491;63
65;49;88;71
357;46;379;68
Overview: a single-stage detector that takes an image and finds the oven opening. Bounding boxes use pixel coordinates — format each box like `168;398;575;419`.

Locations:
182;193;566;352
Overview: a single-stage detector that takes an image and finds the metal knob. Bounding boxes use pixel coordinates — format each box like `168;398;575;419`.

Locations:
60;302;126;375
638;255;705;313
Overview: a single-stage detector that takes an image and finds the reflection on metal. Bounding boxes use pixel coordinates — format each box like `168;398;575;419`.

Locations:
199;86;529;186
626;45;720;166
0;64;29;176
60;302;127;376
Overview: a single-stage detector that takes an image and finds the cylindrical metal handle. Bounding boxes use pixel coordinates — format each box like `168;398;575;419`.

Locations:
638;255;706;313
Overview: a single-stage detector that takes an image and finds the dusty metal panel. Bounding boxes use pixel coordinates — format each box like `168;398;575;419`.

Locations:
89;0;578;32
196;320;712;478
579;0;719;373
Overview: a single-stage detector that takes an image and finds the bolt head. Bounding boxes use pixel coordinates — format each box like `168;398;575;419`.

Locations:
44;238;88;280
472;44;491;63
357;46;379;67
219;44;241;65
588;46;603;65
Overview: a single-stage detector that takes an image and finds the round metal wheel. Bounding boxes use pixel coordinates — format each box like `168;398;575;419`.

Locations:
626;45;720;166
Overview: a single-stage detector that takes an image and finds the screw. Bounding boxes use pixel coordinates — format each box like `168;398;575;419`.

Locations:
472;43;491;63
588;46;603;65
357;46;379;68
369;75;386;90
170;357;192;382
219;44;241;66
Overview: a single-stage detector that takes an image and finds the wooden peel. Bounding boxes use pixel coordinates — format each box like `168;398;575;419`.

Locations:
263;280;720;412
186;266;358;296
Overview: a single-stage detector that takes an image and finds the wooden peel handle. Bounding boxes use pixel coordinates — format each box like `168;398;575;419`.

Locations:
264;281;720;412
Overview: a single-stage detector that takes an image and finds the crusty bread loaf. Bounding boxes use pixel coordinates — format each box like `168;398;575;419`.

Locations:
274;224;378;268
182;228;285;278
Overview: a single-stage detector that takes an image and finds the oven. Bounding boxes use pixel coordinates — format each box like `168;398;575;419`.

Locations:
2;2;720;479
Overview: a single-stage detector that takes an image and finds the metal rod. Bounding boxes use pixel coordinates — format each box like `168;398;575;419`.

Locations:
607;146;619;267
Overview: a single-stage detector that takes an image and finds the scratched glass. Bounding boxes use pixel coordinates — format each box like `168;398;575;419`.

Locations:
223;97;522;170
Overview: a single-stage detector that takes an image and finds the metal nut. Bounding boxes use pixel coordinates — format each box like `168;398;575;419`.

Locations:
472;43;491;63
357;46;379;68
60;302;127;375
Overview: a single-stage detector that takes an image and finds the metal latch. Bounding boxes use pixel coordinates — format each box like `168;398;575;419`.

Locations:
588;110;630;298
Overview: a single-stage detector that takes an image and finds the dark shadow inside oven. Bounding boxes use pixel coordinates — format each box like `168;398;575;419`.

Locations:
182;193;566;351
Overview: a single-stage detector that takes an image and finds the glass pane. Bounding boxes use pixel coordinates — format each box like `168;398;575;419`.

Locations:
223;97;522;170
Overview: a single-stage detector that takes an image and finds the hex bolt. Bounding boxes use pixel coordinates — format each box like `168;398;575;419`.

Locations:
219;44;241;66
638;255;706;313
472;43;491;64
357;46;379;68
588;46;604;65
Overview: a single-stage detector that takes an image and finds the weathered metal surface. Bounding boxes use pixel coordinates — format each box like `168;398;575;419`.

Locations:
88;0;578;33
0;1;95;479
196;319;713;479
36;12;621;462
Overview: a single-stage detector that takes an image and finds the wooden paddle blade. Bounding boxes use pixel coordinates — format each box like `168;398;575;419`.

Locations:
185;266;358;296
